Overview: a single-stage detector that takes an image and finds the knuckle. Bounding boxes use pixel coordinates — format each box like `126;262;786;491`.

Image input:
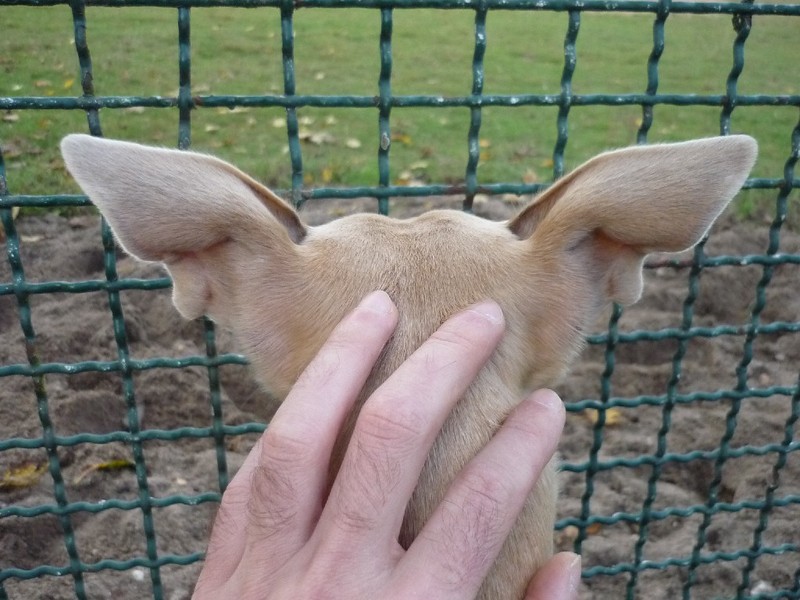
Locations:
427;325;481;356
245;463;298;538
242;428;315;538
356;405;427;447
328;405;429;536
332;436;403;533
461;468;510;508
430;469;512;587
454;471;512;540
261;424;316;468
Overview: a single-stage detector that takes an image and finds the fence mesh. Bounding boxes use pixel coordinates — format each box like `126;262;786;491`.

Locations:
1;1;799;599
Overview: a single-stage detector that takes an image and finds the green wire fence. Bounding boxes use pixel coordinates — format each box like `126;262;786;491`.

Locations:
1;0;799;599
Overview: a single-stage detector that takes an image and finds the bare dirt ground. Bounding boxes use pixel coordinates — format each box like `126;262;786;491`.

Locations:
1;197;798;599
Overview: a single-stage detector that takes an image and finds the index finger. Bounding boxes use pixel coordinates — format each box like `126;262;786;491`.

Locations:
200;291;398;583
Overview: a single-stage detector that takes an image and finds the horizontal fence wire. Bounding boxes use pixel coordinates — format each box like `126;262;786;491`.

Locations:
1;0;799;599
0;0;798;11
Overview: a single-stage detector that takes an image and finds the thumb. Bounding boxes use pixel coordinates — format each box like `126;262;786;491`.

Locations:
524;552;581;600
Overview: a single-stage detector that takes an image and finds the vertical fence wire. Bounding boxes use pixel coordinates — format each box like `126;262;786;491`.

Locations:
553;10;579;179
627;239;707;599
464;6;487;212
636;0;669;144
0;151;89;600
377;8;393;216
721;0;752;136
177;7;192;150
0;140;6;600
176;4;231;497
100;214;164;600
734;116;800;598
280;2;304;208
71;1;164;596
684;36;791;600
574;302;622;555
682;5;752;598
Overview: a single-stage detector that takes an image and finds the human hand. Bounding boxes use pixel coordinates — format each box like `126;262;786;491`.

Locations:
193;291;579;599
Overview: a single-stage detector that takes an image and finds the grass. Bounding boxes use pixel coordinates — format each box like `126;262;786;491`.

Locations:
0;5;798;224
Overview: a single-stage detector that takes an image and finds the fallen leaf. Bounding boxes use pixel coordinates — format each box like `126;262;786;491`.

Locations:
523;169;539;184
271;117;285;128
324;115;338;125
312;132;335;145
298;128;335;145
2;112;20;123
556;525;580;546
409;160;429;171
11;83;23;91
73;458;135;485
582;407;624;426
1;207;19;240
298;115;315;126
204;124;220;133
391;132;412;145
541;158;555;168
314;72;325;81
63;78;75;89
586;522;604;536
0;463;47;490
321;166;334;183
479;138;491;148
20;235;44;243
34;79;52;88
395;171;426;187
345;138;362;149
123;106;146;114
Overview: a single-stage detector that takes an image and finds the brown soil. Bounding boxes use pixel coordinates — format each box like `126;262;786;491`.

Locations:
1;198;798;599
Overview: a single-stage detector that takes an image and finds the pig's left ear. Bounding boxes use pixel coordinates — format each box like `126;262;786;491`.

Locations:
508;136;757;305
61;134;305;320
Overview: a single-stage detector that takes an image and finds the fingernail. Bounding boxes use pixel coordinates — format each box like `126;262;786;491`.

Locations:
466;300;504;325
530;388;562;409
360;290;396;316
567;554;582;595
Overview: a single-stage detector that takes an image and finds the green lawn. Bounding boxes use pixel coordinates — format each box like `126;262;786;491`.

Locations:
1;5;797;221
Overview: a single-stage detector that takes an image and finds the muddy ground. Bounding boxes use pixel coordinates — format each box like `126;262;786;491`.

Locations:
1;197;798;599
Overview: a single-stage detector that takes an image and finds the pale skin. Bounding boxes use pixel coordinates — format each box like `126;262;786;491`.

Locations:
193;292;580;600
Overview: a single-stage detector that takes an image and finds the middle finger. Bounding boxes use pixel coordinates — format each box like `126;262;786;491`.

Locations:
315;301;506;556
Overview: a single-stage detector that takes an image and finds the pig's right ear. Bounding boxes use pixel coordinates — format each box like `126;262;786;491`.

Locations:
60;134;305;320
